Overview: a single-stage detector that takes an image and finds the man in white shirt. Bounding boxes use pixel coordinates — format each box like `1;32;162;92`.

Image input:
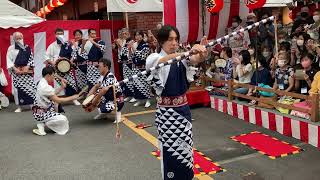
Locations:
45;28;80;105
32;66;80;136
6;32;36;112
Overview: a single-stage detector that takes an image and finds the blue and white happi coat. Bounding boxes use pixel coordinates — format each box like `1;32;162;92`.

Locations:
84;40;106;89
71;42;88;91
97;72;124;113
131;41;151;100
46;41;78;96
119;42;134;97
146;50;197;180
6;43;36;105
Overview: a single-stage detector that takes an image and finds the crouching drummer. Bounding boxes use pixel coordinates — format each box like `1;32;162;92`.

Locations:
87;58;124;123
32;66;80;136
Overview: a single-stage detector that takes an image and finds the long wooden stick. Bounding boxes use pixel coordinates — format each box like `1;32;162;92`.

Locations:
113;85;121;140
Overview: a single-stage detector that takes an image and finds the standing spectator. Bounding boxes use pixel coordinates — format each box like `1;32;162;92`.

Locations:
258;13;275;50
294;53;318;95
306;9;320;41
247;13;258;47
273;52;295;92
291;6;314;36
226;16;251;56
233;50;253;95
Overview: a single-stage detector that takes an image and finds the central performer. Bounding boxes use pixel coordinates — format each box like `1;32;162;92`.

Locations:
146;25;208;180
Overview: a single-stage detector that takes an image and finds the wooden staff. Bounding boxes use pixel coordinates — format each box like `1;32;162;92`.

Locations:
113;85;121;140
273;17;278;70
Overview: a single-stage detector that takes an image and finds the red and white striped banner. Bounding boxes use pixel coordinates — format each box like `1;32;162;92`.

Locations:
163;0;250;43
0;20;124;96
210;96;320;149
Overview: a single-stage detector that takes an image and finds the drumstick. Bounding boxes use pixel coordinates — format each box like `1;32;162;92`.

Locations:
78;85;89;97
113;85;121;141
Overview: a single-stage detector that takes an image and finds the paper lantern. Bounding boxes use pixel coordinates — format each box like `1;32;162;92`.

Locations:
44;5;52;13
244;0;266;10
46;3;55;11
205;0;224;14
51;0;64;7
57;0;65;6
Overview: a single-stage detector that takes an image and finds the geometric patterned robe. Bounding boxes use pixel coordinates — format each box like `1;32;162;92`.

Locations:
6;43;36;105
131;41;151;100
146;50;197;180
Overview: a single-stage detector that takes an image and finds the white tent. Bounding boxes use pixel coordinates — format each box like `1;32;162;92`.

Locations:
0;0;43;29
264;0;293;7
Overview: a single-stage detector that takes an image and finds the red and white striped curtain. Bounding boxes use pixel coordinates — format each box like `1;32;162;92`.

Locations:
163;0;250;43
0;20;124;96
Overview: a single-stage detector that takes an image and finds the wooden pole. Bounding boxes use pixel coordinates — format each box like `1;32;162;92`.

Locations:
113;85;121;140
310;93;319;122
42;0;46;19
125;12;129;30
273;17;278;70
227;79;233;102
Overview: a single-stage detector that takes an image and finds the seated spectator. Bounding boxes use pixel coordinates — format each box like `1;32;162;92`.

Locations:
248;45;256;70
294;53;318;95
291;32;310;66
261;45;273;67
247;56;272;96
233;50;253;94
220;47;233;80
273;52;295;92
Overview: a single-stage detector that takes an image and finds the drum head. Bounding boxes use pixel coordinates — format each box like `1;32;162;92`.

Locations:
0;96;9;107
82;94;95;106
57;60;71;73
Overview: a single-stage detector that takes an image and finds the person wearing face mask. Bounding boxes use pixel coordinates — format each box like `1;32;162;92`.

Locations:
146;25;208;180
247;56;272;98
226;16;251;54
258;14;275;50
248;45;256;70
129;31;152;108
273;52;295;92
291;6;314;36
45;28;80;106
295;53;318;95
305;9;320;41
261;46;273;66
220;47;233;80
6;32;36;113
291;32;310;66
233;50;253;95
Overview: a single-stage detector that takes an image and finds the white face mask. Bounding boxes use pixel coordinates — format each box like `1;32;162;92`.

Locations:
258;62;262;68
56;35;65;43
16;39;24;46
232;22;239;28
262;52;271;58
278;59;286;67
297;40;304;46
313;15;320;22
